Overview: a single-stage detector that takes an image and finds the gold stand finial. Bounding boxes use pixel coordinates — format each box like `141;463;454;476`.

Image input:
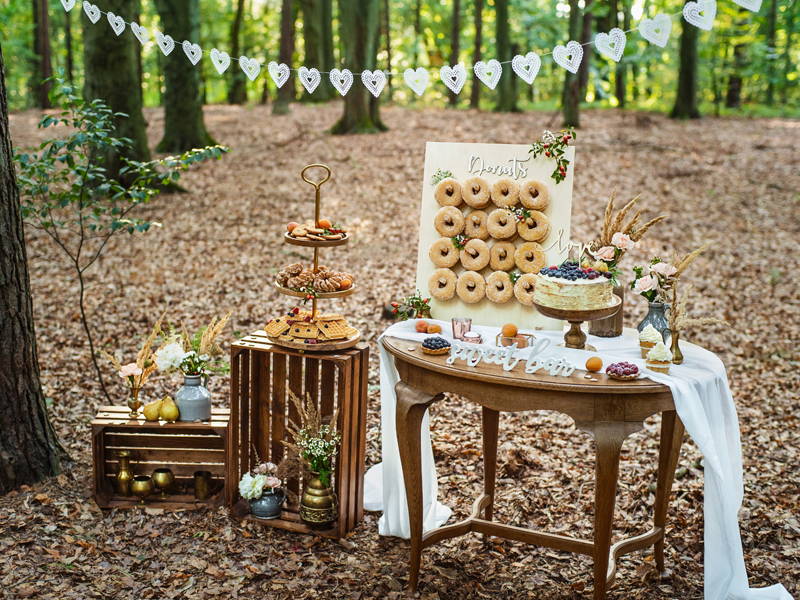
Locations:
300;164;332;321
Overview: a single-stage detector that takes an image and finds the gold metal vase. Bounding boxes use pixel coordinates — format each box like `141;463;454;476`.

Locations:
671;330;684;365
299;472;337;527
115;450;134;496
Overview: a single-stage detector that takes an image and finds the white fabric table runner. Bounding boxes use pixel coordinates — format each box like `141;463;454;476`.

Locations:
363;319;792;600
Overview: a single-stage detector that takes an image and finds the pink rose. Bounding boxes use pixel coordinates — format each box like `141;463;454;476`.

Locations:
611;232;636;250
265;476;281;489
118;363;142;378
593;246;616;261
651;262;677;277
633;275;658;294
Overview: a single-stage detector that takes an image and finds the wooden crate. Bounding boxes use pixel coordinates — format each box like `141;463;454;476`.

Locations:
229;331;369;538
92;406;232;510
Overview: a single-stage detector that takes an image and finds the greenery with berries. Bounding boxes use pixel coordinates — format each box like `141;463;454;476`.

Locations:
529;128;576;183
390;290;432;320
510;206;531;222
430;168;454;185
296;285;319;304
450;233;469;250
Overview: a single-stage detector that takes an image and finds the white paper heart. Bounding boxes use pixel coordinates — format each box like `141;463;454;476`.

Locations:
106;11;125;36
130;22;149;45
403;67;429;96
155;31;175;56
82;1;100;24
511;52;541;85
182;40;202;65
732;0;762;11
683;0;716;31
210;49;230;74
298;66;321;93
440;64;466;94
328;68;353;96
594;28;626;62
268;62;290;88
61;0;76;12
239;56;261;81
552;40;584;74
473;59;502;90
360;69;386;97
638;13;672;48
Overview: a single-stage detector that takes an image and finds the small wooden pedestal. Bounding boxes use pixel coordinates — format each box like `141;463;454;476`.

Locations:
229;331;369;538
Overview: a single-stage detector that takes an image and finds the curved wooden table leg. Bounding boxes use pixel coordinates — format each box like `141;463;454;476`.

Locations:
654;411;685;573
395;382;441;592
482;407;499;523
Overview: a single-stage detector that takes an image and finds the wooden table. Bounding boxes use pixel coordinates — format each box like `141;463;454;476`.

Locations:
383;335;685;599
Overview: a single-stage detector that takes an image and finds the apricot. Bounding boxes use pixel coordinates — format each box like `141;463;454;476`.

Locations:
426;324;442;334
287;221;299;232
585;356;603;372
318;218;333;229
338;277;352;290
501;323;518;338
415;320;429;333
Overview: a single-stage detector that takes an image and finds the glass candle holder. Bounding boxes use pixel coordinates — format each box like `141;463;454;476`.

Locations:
451;318;472;340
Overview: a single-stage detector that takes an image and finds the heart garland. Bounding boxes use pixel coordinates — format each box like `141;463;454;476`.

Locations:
210;49;230;74
182;41;202;65
638;14;672;48
361;70;387;97
60;0;76;12
511;52;541;85
268;62;290;88
403;68;429;96
440;64;467;94
473;59;502;90
594;28;626;62
329;68;353;96
239;56;261;81
732;0;762;11
298;67;321;93
82;1;100;24
552;40;583;74
130;22;149;45
155;31;175;56
106;11;125;36
683;0;717;31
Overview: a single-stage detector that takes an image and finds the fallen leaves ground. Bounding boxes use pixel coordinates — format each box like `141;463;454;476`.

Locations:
3;103;799;600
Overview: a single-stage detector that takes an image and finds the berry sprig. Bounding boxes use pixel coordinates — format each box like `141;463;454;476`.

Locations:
510;207;531;222
391;290;432;321
529;128;576;184
297;285;318;304
450;233;470;250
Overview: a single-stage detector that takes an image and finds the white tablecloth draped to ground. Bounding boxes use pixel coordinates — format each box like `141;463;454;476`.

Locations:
362;319;792;600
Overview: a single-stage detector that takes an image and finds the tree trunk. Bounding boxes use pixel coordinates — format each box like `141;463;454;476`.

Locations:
494;0;517;112
448;0;461;106
0;44;63;494
725;9;748;109
31;0;53;108
65;8;74;83
782;0;797;103
670;0;701;119
83;0;151;179
331;0;386;133
469;0;483;109
615;0;629;107
228;0;248;104
413;0;422;65
300;0;334;101
321;0;335;82
562;0;582;126
132;0;143;105
765;0;778;105
383;0;393;100
273;0;295;115
579;0;594;101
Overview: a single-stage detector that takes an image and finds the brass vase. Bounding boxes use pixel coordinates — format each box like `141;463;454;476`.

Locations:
131;475;154;506
671;330;684;365
115;450;134;496
152;468;175;499
299;472;336;527
127;388;142;418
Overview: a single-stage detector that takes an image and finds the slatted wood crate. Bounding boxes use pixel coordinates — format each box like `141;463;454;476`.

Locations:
92;406;232;510
229;331;369;538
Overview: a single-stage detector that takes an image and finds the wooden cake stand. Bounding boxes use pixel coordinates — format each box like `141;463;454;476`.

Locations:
534;295;622;351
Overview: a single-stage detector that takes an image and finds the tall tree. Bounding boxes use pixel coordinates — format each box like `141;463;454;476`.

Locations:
154;0;216;152
0;44;63;494
562;0;582;125
726;9;749;109
64;7;74;83
331;0;386;133
300;0;335;101
494;0;517;111
413;0;422;64
228;0;247;104
31;0;53;108
782;0;797;103
578;0;594;101
671;0;701;118
273;0;295;115
469;0;484;109
615;0;630;107
765;0;778;105
383;0;393;100
448;0;462;106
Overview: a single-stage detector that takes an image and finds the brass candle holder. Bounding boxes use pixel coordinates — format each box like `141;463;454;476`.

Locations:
131;475;154;506
194;470;212;501
152;468;175;499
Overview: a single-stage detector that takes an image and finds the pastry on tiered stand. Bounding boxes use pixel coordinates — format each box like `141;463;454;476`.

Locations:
266;308;358;348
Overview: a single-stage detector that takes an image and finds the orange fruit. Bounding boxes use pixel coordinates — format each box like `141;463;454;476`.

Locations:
318;218;333;229
585;356;603;372
415;320;429;333
426;324;442;334
501;323;518;338
287;221;299;232
338;277;352;290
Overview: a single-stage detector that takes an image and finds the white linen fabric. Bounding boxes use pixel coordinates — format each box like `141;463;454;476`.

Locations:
363;319;792;600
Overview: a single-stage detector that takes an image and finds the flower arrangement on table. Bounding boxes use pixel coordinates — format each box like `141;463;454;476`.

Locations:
155;312;232;379
390;290;432;321
630;243;710;303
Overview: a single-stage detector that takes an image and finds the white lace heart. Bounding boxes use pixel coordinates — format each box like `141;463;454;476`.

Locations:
329;68;353;96
403;67;429;96
268;62;290;88
473;59;502;90
361;70;386;97
130;22;149;45
239;56;261;81
210;49;230;74
182;40;202;65
155;31;175;56
638;14;672;48
511;52;541;85
440;64;466;94
82;1;100;24
552;40;583;74
594;28;626;62
732;0;762;11
298;66;321;93
106;11;125;36
683;0;716;31
61;0;76;12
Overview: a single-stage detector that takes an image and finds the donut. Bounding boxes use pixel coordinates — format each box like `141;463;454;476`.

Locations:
490;241;516;271
434;206;465;237
491;178;520;208
520;180;550;211
463;177;491;208
463;210;489;240
434;179;463;207
517;210;550;242
456;271;485;303
486;209;517;239
428;238;459;268
514;273;537;306
486;271;514;303
515;242;546;273
459;239;490;271
428;268;457;301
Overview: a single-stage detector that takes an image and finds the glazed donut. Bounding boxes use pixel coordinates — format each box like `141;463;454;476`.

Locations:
428;268;457;301
515;242;546;273
489;241;516;271
434;178;463;207
459;239;490;271
463;210;489;240
434;206;465;237
514;273;537;306
517;210;550;242
491;178;520;208
486;209;517;239
456;271;486;303
520;180;550;211
462;177;491;208
486;271;514;304
428;237;459;268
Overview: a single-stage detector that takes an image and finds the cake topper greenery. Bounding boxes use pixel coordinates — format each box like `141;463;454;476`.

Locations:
529;128;576;183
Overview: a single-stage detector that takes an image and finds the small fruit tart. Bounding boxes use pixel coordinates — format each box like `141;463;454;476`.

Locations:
605;361;640;381
421;336;451;355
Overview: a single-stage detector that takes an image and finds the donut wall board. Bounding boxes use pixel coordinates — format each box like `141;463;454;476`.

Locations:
414;141;576;330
